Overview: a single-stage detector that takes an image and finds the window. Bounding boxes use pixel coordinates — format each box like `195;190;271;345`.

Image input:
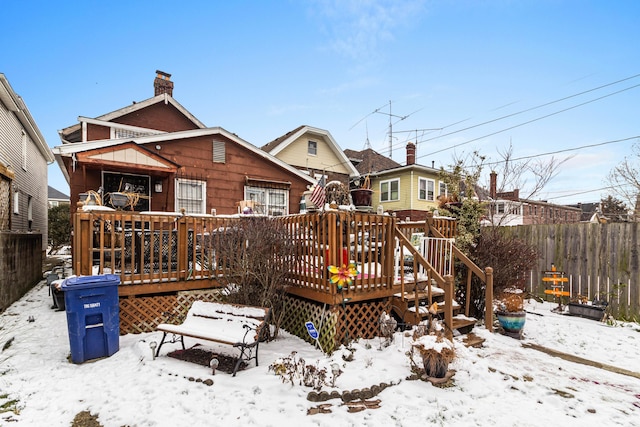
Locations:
418;178;435;201
22;131;27;171
380;179;399;202
307;140;317;156
176;178;206;214
113;128;153;139
439;182;447;197
103;172;150;211
213;140;226;163
244;186;288;216
27;196;33;221
497;202;505;214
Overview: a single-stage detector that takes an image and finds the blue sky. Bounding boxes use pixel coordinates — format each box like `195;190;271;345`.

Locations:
3;0;639;205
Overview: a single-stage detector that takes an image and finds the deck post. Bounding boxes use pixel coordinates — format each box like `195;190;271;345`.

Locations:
177;215;188;279
444;274;454;340
485;267;494;332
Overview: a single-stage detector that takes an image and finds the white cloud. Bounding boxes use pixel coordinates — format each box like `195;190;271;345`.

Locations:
310;0;427;61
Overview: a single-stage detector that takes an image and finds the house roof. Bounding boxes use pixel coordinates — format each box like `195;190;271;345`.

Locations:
58;93;206;143
52;127;316;186
0;74;54;163
262;125;360;177
48;186;69;200
368;163;440;178
343;148;401;175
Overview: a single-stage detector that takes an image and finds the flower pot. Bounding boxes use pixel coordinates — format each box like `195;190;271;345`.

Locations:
350;189;373;211
423;352;450;379
496;310;526;334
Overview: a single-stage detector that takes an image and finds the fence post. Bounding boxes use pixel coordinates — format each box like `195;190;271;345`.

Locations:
485;267;494;332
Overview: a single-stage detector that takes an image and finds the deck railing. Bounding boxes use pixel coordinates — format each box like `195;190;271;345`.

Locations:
74;209;490;333
275;211;396;304
74;210;244;296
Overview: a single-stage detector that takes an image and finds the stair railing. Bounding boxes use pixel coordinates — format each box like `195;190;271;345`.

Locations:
424;213;494;333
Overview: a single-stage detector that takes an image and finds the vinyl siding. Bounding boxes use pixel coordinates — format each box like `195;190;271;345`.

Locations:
276;135;351;175
0;98;49;250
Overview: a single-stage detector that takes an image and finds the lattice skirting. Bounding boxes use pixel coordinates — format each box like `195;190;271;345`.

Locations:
119;289;223;334
280;295;391;353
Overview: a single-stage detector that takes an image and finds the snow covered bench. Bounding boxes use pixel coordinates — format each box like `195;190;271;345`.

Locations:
155;301;270;376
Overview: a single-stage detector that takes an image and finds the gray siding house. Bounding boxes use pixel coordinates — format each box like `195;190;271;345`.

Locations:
0;73;53;245
0;73;54;311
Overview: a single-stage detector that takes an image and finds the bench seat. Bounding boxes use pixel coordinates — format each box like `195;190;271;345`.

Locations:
155;301;270;376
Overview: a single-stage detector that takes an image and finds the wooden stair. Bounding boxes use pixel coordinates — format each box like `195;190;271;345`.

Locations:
390;280;477;336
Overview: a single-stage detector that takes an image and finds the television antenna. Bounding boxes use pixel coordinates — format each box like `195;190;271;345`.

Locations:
350;100;422;159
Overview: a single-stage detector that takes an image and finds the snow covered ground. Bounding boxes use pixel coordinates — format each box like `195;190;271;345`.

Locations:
1;260;639;426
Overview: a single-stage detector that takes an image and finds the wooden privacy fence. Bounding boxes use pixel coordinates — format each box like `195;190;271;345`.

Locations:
503;222;640;320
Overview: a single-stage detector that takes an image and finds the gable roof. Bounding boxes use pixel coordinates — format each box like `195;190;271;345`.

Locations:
344;148;400;175
75;141;180;173
48;186;69;200
58;93;206;142
262;125;360;177
0;73;54;163
53;127;316;186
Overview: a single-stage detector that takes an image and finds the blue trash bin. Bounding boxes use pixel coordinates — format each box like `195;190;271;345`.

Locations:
62;274;120;363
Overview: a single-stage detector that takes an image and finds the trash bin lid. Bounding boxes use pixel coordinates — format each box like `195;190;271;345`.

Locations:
61;274;120;290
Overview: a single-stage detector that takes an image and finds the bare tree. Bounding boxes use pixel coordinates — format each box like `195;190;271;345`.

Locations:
487;143;570;226
492;143;569;201
214;217;295;338
607;141;640;208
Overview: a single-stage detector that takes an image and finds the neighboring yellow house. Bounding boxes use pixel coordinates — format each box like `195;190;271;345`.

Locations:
369;143;446;221
262;125;359;186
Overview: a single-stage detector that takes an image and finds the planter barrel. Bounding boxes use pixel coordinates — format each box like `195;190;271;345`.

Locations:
496;310;526;334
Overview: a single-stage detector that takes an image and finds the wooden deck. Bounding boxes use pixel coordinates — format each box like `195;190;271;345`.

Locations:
74;209;493;338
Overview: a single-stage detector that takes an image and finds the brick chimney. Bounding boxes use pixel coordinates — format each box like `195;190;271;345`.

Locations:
154;70;173;96
406;142;416;165
490;171;497;199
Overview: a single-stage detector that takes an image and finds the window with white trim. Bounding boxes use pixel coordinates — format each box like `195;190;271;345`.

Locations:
22;131;27;171
308;140;317;156
418;178;435;201
439;182;447;197
380;179;399;202
176;178;207;214
244;186;289;216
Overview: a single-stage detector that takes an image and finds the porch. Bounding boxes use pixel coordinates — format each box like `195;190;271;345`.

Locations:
74;208;493;349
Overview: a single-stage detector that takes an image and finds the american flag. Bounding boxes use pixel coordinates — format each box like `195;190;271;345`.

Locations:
309;175;326;208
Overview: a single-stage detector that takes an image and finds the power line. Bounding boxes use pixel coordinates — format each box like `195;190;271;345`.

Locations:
544;186;616;201
372;72;640;158
483;136;640;166
420;82;640;158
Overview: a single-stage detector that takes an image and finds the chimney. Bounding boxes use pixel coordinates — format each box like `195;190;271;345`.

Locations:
406;142;416;165
490;171;497;199
154;70;173;97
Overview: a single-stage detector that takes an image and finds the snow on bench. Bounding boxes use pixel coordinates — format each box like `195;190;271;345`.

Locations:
155;301;270;376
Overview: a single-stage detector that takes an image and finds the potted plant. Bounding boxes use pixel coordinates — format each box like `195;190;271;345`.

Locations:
408;315;456;383
495;288;527;337
350;174;373;211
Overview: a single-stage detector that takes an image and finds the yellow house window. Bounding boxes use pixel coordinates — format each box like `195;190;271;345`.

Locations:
380;179;399;202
